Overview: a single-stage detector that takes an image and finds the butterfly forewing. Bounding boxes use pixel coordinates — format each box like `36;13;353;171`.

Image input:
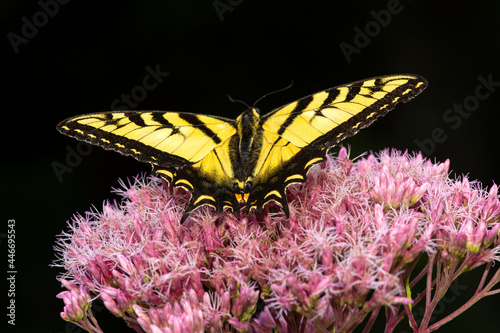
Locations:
262;75;427;149
57;111;237;165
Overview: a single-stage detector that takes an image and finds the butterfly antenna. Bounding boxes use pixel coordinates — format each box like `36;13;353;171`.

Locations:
227;94;251;109
253;80;294;108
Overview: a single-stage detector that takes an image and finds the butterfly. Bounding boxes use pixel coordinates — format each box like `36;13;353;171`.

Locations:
57;74;427;222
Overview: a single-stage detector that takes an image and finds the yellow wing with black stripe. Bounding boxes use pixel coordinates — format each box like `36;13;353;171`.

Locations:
57;111;242;220
244;74;428;215
57;74;428;222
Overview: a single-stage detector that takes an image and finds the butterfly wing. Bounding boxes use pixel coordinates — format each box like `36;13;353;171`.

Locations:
57;111;239;220
246;74;428;215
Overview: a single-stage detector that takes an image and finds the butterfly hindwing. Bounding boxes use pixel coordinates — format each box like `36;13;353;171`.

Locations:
156;133;243;220
245;135;326;216
245;74;428;214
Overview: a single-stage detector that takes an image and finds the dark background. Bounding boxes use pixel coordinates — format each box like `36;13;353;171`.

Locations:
2;1;500;332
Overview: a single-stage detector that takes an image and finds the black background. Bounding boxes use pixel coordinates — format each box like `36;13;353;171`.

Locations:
2;1;500;332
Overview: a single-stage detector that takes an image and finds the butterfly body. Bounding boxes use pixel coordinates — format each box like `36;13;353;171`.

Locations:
57;74;428;222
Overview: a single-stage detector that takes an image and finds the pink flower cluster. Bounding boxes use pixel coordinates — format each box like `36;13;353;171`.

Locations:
54;148;500;332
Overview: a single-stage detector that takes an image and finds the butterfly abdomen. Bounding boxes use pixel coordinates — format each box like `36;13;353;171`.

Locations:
231;108;264;197
236;108;261;160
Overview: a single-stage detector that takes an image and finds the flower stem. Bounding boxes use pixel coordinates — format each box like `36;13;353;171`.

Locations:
362;307;380;333
428;263;500;331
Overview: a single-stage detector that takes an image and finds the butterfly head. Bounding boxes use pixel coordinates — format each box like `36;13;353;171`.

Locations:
233;179;252;192
236;108;260;126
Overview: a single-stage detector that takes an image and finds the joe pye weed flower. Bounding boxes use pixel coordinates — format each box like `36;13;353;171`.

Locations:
54;147;500;332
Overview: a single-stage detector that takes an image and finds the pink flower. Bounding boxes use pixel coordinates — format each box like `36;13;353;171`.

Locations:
54;148;500;332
